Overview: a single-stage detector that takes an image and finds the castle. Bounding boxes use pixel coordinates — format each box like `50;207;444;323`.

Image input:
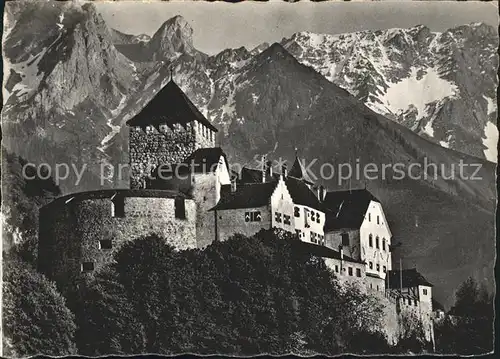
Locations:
38;79;434;345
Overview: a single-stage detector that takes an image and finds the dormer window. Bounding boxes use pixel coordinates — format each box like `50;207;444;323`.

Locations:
111;196;125;218
341;233;349;246
175;197;186;219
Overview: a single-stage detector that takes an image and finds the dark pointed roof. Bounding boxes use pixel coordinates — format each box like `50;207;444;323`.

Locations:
323;189;379;230
284;176;321;209
183;147;228;173
293;240;364;264
210;181;278;210
386;268;433;289
233;166;322;210
126;80;218;132
288;156;315;184
147;148;228;189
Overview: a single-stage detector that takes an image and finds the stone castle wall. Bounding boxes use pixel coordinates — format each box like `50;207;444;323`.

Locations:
215;205;272;242
38;192;197;293
324;257;367;288
129;123;197;189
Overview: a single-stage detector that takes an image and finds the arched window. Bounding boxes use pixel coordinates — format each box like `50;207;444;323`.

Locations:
382;238;386;251
369;234;373;247
376;236;380;249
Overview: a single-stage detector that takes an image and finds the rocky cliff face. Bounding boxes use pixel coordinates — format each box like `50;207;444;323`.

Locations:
280;24;499;161
2;3;497;308
3;1;139;191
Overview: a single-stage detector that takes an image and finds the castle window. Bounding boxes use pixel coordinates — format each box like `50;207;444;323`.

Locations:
369;213;371;222
383;265;387;273
376;236;380;249
175;197;186;219
111;196;125;218
295;229;302;238
335;265;339;273
294;207;300;217
356;268;361;277
382;238;386;251
423;289;428;295
99;240;112;250
284;214;291;225
348;267;353;276
341;233;349;246
369;234;373;247
311;232;317;243
377;215;380;224
275;212;282;223
81;262;94;272
377;285;379;291
369;261;373;270
376;264;380;272
245;211;261;222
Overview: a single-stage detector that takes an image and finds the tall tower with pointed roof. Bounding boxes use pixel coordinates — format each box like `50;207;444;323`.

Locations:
127;79;218;189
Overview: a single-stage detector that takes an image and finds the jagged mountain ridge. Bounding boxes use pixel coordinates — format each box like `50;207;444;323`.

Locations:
280;24;499;162
1;4;496;308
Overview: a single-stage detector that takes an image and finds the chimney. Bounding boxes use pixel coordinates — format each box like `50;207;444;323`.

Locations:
262;155;267;183
231;176;237;192
282;163;288;178
266;160;273;180
318;185;325;201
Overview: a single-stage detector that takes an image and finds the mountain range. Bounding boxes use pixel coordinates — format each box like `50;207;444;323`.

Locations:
1;1;497;308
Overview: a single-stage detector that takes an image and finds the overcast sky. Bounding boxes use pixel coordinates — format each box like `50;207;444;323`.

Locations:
96;0;499;55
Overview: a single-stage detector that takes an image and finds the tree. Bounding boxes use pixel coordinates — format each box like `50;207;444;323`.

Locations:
72;265;147;355
112;234;178;353
450;277;492;318
90;229;391;355
1;149;61;264
2;258;76;356
435;277;493;354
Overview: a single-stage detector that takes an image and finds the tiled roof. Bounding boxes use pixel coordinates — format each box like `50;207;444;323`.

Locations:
147;148;227;189
386;268;433;289
284;176;321;209
126;80;218;132
183;147;228;174
43;189;190;209
323;189;379;230
288;156;315;184
366;272;384;279
235;167;322;210
210;181;278;210
293;240;363;264
238;167;266;184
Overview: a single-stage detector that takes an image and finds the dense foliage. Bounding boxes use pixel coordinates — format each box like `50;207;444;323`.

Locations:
2;257;77;357
69;229;388;355
1;148;61;264
435;277;493;354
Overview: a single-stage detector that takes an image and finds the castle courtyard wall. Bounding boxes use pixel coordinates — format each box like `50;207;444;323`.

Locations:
214;205;271;242
38;192;196;293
